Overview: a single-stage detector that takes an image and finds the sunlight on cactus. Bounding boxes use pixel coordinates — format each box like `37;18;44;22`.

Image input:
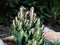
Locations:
12;6;44;45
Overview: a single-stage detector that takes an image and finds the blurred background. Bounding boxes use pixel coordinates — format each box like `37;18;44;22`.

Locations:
0;0;60;26
0;0;60;37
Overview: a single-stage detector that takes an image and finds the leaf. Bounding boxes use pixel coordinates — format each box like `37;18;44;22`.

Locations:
18;31;24;39
17;30;24;42
35;18;40;31
54;39;60;45
24;32;29;41
28;40;32;45
38;38;43;45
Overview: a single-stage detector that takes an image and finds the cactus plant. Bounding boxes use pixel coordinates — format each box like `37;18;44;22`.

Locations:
12;6;44;45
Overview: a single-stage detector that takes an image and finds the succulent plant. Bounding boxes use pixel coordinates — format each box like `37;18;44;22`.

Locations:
54;39;60;45
12;6;44;45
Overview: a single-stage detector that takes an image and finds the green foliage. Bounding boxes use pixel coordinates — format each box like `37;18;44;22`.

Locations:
43;39;53;45
40;0;60;25
13;6;44;45
0;0;49;25
0;0;60;26
54;39;60;45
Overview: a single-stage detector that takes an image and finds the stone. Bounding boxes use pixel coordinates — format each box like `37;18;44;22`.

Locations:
0;39;7;45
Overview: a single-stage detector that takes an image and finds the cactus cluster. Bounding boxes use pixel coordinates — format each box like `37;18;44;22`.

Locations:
13;6;44;45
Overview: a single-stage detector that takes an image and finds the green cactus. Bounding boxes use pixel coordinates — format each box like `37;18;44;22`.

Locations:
12;6;44;45
54;39;60;45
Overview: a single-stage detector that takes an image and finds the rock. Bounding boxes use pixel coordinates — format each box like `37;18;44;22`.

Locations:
43;27;60;43
0;39;7;45
43;27;55;33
